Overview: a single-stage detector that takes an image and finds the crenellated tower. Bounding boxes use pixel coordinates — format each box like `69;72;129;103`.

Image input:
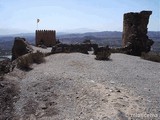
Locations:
35;30;56;47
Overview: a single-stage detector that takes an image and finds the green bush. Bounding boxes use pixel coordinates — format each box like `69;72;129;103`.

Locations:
141;52;160;63
95;51;111;60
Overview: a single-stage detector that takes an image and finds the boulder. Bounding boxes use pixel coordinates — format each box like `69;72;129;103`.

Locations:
12;37;33;61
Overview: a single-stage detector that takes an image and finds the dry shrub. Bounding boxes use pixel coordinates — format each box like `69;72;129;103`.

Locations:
17;51;45;70
141;52;160;63
96;51;111;60
17;54;33;70
31;51;45;64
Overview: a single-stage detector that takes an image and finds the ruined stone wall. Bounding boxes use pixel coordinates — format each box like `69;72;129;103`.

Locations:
36;30;56;47
122;11;154;56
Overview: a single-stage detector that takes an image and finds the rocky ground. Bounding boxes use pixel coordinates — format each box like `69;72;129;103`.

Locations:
0;50;160;120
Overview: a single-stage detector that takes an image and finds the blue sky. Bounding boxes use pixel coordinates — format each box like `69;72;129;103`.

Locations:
0;0;159;35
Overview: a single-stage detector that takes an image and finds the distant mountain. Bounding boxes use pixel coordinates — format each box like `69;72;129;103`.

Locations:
57;31;160;39
147;31;160;38
57;31;160;45
0;31;159;42
0;33;35;43
57;31;122;38
0;36;15;42
60;28;99;34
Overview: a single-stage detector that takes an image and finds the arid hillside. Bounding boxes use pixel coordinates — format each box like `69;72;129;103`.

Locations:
1;47;160;120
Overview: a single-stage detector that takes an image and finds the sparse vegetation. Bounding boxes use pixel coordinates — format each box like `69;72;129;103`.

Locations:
17;51;45;70
141;52;160;63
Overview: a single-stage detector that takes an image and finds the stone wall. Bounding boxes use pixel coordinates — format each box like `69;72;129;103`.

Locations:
35;30;56;47
51;43;98;54
122;11;154;56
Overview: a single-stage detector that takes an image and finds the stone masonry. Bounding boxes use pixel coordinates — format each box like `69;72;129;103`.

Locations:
36;30;56;47
122;11;154;56
12;37;33;61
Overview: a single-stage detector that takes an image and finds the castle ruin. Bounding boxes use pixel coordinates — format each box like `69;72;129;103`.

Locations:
122;11;154;56
35;30;56;47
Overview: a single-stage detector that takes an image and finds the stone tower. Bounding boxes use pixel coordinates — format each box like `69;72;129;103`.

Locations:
122;11;154;56
35;30;56;47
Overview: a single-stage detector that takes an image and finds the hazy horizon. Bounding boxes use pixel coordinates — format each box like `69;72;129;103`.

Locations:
0;0;159;35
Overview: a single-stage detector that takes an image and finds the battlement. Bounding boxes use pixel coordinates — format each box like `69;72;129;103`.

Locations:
35;30;56;47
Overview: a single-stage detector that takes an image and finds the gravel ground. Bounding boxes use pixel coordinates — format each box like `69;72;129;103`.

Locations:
13;52;160;120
